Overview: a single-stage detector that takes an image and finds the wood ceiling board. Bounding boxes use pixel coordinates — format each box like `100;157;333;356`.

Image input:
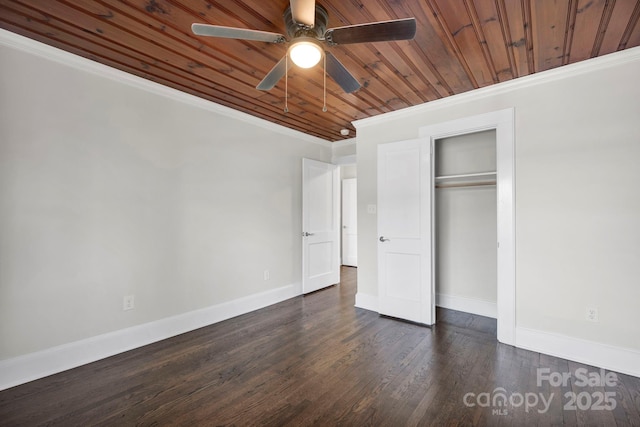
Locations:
473;0;515;82
598;1;640;54
569;0;608;63
623;3;640;47
408;1;476;94
499;0;534;78
433;0;497;87
531;0;571;72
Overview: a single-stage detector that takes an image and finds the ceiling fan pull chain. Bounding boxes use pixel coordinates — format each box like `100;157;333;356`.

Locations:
323;53;327;113
284;55;289;113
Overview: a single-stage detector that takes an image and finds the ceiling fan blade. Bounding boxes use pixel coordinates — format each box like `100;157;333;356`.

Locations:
290;0;316;27
256;56;288;91
192;24;286;44
325;18;417;46
325;52;361;94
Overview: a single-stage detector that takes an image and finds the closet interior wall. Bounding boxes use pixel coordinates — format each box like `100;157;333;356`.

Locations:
434;130;498;318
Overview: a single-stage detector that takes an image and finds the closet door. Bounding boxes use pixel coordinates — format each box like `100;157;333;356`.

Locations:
377;138;433;325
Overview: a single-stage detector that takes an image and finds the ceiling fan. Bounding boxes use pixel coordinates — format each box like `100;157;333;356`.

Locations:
191;0;417;94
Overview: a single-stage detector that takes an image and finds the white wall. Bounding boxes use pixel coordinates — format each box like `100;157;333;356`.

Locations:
332;138;357;170
332;138;357;161
341;165;357;180
0;32;331;366
354;47;640;374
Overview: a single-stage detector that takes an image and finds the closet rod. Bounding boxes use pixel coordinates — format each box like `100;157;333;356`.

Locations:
435;181;496;189
435;171;496;180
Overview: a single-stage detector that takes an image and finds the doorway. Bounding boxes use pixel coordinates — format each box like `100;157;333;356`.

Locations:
434;130;498;321
341;178;357;267
340;164;357;267
419;108;515;345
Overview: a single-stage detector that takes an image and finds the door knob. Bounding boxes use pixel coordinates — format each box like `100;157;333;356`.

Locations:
379;236;390;242
303;232;315;237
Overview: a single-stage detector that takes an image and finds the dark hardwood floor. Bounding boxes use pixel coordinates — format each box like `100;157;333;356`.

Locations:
1;266;639;426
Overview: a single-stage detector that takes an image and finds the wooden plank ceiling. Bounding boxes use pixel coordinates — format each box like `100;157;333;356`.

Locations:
1;0;639;141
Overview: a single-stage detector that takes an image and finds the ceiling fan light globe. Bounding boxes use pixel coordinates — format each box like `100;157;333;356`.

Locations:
289;41;322;68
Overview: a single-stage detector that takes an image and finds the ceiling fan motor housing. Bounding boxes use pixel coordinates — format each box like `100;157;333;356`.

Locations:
283;5;329;39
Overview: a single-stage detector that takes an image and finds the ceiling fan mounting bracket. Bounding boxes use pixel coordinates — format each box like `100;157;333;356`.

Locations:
283;5;328;40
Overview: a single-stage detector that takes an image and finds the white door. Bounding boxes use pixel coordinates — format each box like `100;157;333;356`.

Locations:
341;178;358;267
377;138;433;324
302;158;340;294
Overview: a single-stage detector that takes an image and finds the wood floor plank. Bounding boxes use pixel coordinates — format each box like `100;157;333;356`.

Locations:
1;266;639;425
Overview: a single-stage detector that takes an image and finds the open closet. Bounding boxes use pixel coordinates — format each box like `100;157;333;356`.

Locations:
434;130;498;319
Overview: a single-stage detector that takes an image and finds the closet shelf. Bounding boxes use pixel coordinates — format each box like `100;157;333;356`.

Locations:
435;171;496;181
434;171;496;189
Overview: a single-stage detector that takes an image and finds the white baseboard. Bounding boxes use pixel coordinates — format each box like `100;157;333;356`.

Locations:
354;292;378;312
0;283;299;391
6;289;637;391
436;293;497;319
342;258;357;267
353;294;639;378
516;327;640;378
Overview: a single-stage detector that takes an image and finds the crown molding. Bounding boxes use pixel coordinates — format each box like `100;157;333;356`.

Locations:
0;29;331;148
353;46;640;130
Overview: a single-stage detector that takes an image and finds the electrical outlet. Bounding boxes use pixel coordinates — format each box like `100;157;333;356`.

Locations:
263;270;270;281
586;307;599;322
123;295;135;311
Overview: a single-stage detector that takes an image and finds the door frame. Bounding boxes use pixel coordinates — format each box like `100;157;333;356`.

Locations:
419;108;515;345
